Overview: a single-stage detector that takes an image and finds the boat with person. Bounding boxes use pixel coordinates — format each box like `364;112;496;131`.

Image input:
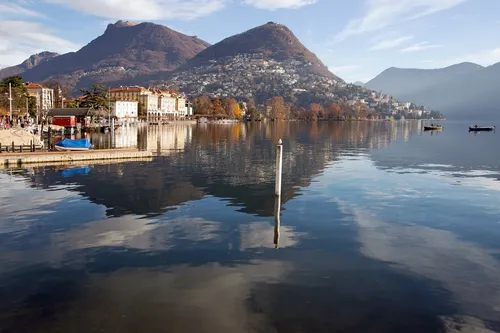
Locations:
469;125;495;132
424;123;443;131
54;138;93;151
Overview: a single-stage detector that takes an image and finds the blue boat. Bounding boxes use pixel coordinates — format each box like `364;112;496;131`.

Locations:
55;138;92;151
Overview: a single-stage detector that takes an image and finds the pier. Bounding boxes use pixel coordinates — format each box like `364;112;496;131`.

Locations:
0;148;153;167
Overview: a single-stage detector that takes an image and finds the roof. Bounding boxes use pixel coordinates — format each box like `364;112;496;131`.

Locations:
48;108;93;117
25;82;45;89
110;86;147;93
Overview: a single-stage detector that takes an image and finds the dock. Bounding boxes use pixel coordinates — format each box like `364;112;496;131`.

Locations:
0;148;153;167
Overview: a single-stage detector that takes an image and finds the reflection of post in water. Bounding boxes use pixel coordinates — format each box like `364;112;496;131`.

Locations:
274;194;281;249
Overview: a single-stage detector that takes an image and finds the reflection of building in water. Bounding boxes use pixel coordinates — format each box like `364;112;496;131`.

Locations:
146;125;193;154
114;125;138;148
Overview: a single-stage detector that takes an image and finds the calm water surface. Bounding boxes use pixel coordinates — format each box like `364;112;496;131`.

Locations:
1;121;499;333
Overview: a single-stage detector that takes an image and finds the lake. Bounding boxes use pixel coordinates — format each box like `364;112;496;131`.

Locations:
1;121;499;333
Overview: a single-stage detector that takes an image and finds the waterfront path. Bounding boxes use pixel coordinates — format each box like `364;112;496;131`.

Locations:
0;148;153;167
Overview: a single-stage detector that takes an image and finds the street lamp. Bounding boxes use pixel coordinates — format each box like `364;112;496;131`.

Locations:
8;82;13;122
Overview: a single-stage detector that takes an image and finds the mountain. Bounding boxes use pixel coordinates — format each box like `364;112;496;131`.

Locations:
0;52;60;78
365;62;483;98
181;22;337;79
353;81;365;86
143;22;344;105
5;20;210;91
365;62;500;120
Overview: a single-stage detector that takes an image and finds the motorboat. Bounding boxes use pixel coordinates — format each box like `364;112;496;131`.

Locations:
469;125;495;132
55;138;92;151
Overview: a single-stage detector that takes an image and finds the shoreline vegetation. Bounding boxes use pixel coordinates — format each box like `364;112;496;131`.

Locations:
192;95;445;122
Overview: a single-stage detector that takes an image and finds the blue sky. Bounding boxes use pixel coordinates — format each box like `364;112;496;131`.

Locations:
1;0;499;82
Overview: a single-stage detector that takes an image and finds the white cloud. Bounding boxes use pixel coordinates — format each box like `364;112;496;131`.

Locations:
0;3;44;18
335;0;469;41
242;0;318;10
43;0;226;20
0;20;80;67
400;41;443;52
369;35;413;51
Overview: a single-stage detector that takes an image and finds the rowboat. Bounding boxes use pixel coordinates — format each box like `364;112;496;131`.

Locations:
55;138;93;151
469;126;495;132
424;125;443;131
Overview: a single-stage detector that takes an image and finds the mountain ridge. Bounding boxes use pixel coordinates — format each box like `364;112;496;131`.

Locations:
134;22;344;105
178;22;339;81
0;21;210;90
366;62;499;119
0;52;60;78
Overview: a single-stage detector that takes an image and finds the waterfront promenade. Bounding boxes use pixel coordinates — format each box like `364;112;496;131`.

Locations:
0;148;153;167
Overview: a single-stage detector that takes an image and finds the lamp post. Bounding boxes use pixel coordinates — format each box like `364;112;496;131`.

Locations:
8;82;13;122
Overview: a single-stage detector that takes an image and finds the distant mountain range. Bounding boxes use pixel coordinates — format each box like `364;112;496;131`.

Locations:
0;51;60;78
365;63;500;120
0;20;209;90
0;21;343;105
353;81;365;87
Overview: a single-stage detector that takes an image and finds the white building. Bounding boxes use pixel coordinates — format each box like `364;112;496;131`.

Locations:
25;82;54;112
176;96;187;116
159;93;176;116
110;101;139;118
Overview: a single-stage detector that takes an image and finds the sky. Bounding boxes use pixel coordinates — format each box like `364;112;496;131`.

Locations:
0;0;499;83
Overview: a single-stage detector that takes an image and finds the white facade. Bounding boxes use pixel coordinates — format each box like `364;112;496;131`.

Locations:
141;93;158;114
177;97;187;116
111;101;138;118
26;84;54;111
159;94;176;115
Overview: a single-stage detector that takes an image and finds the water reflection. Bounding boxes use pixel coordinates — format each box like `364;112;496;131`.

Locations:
0;121;499;333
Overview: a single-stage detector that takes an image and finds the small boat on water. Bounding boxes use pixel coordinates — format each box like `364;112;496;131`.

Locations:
55;138;93;151
469;125;495;132
424;125;443;131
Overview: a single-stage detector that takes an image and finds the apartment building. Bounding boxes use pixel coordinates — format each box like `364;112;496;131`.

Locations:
110;101;139;118
25;82;54;112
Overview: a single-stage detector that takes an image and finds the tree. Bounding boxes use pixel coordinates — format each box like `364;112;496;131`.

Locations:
269;96;285;120
247;100;257;120
0;76;30;113
192;96;212;115
27;96;37;118
308;103;322;121
224;97;239;119
79;84;109;110
234;103;242;119
212;97;224;115
326;103;342;120
296;107;307;120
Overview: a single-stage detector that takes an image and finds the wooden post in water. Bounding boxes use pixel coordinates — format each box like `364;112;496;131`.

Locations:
275;139;283;196
274;194;281;249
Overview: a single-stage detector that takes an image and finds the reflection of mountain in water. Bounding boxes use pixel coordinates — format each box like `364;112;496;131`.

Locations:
19;122;421;217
